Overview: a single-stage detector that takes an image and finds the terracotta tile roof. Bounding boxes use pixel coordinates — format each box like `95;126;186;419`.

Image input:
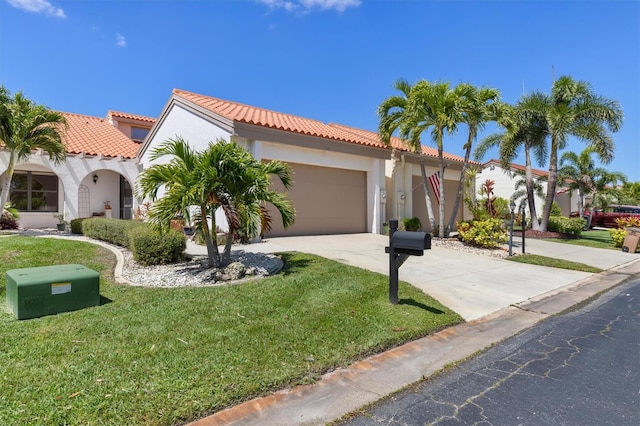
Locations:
61;112;140;159
173;89;388;149
328;123;468;163
107;110;156;124
485;159;548;177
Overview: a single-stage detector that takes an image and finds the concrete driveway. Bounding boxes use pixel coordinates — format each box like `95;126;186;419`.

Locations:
192;233;638;321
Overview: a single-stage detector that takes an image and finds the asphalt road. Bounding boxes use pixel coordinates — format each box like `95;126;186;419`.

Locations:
341;278;640;426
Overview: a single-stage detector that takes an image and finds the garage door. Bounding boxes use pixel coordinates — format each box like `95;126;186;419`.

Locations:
265;162;367;237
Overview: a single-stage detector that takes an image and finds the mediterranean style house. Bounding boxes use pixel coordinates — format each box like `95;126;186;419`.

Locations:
1;89;472;235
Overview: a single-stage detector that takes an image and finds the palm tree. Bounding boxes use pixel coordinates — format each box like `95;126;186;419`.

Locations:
446;84;501;234
590;169;627;210
558;148;609;217
475;93;549;230
377;79;436;231
510;169;547;212
0;88;68;211
537;76;623;231
405;80;462;237
137;137;295;268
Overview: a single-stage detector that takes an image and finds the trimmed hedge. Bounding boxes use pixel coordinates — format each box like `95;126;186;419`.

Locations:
128;226;186;266
82;218;148;247
70;218;90;235
81;218;186;265
547;216;585;237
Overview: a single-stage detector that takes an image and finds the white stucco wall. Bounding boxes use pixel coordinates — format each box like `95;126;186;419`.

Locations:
140;103;232;169
0;151;140;228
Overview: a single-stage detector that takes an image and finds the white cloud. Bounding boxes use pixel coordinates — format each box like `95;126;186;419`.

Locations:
256;0;360;13
7;0;66;18
116;33;126;48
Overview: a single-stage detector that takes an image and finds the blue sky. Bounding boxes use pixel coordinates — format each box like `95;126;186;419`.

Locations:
1;0;638;181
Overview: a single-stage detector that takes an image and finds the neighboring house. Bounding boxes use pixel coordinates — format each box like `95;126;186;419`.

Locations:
140;89;471;236
2;89;472;234
0;111;154;228
477;160;578;217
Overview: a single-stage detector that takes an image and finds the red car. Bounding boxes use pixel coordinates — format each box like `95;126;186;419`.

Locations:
572;205;640;228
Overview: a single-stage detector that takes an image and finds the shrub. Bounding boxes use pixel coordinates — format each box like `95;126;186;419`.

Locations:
492;197;510;219
81;218;147;247
401;217;422;232
609;216;640;248
128;227;186;265
547;216;585;236
610;228;626;248
0;210;19;230
70;218;89;234
456;218;507;248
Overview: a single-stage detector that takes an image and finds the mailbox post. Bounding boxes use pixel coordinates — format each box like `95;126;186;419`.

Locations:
385;219;431;304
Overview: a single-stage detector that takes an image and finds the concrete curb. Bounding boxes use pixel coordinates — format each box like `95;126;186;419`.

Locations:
189;259;640;426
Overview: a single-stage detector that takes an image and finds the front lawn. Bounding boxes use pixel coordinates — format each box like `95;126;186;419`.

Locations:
506;253;603;273
0;236;462;425
546;229;616;250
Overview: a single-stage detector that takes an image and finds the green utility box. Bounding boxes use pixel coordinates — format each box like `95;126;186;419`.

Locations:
5;264;100;320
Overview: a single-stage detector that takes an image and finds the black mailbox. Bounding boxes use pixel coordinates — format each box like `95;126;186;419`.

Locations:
385;219;432;304
391;231;431;255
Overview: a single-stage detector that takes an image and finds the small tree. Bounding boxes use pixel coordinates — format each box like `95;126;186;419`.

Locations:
137;137;295;267
0;87;68;210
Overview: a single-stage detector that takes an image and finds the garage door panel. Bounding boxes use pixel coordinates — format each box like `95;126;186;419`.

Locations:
265;162;366;237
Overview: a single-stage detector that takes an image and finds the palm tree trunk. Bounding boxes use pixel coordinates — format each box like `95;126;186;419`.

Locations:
200;204;220;267
221;233;234;267
438;157;445;238
524;146;541;230
446;135;472;235
541;138;559;231
419;156;436;231
0;152;17;211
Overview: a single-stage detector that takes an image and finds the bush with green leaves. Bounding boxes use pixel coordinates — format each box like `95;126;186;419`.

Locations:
609;216;640;248
128;226;186;265
401;216;422;231
547;216;586;236
81;218;148;247
69;218;89;234
456;218;507;248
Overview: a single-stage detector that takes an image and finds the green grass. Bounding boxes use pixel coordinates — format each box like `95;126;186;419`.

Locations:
546;229;616;250
506;253;603;273
0;236;462;425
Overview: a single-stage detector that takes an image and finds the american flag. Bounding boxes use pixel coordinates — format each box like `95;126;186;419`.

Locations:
428;172;441;205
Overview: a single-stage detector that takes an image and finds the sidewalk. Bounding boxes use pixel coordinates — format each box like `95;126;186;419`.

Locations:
187;234;640;425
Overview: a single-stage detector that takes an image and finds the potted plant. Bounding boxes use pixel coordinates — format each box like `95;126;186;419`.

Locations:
53;213;68;231
104;201;112;219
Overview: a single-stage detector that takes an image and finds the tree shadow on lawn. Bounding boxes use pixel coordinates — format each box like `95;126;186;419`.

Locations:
277;252;313;276
398;298;446;314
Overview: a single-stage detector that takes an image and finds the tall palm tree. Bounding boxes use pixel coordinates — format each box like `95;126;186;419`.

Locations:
446;84;502;234
405;80;462;237
558;148;608;217
137;137;295;268
537;76;623;231
377;79;436;230
0;88;68;211
475;93;549;230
